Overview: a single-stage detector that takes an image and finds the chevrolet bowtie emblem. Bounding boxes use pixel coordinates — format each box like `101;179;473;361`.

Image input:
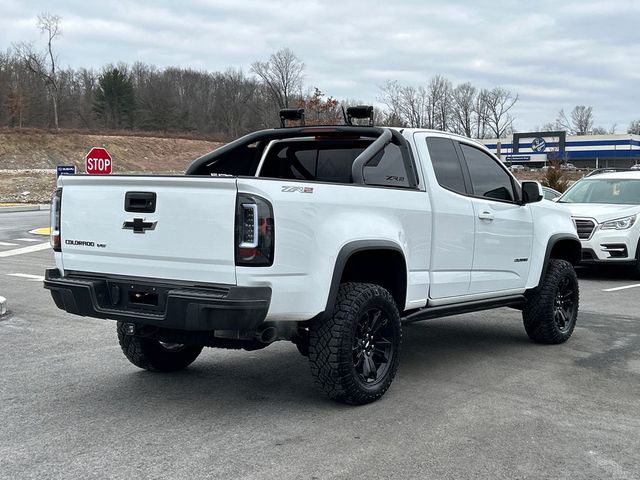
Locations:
122;218;157;234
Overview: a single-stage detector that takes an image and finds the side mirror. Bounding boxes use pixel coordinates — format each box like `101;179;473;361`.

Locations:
521;181;543;204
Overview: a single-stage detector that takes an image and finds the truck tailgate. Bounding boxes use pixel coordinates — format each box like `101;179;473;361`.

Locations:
58;175;237;285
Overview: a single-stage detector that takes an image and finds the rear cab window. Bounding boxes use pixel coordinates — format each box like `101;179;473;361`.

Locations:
258;137;413;188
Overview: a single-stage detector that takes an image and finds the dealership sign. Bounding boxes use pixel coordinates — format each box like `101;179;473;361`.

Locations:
501;153;548;162
530;137;547;152
56;165;76;177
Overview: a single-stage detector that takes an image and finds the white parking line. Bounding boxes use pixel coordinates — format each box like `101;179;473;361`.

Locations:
6;273;45;281
0;243;50;257
15;238;40;242
602;284;640;292
0;241;18;246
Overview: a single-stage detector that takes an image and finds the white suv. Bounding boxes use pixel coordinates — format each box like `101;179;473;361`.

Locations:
558;170;640;275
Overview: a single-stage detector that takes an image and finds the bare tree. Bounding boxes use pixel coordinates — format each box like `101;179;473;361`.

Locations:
554;109;570;131
378;80;428;127
378;80;404;124
426;75;451;130
555;105;593;135
450;82;476;137
251;48;304;109
16;12;62;129
378;77;517;138
479;87;518;138
401;85;429;127
473;89;490;138
628;120;640;135
570;105;593;135
537;122;557;132
214;69;260;137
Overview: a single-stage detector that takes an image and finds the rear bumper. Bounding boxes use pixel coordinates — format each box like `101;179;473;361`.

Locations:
44;268;271;331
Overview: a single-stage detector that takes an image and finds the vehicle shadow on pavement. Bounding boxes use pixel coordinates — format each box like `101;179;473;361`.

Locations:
106;344;327;409
75;313;534;411
575;265;638;281
400;314;534;375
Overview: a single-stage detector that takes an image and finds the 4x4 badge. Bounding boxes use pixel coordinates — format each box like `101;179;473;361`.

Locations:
122;218;157;234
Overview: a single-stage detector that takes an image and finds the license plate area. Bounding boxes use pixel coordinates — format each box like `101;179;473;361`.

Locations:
129;290;159;306
105;281;168;313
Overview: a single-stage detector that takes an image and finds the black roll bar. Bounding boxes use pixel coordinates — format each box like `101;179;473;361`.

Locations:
351;129;393;184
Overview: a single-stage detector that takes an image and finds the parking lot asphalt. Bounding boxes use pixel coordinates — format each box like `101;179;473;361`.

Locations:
0;211;638;479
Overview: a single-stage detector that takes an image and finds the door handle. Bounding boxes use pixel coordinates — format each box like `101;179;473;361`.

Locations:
478;211;494;221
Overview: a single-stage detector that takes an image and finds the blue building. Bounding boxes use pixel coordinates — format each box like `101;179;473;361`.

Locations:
481;133;640;168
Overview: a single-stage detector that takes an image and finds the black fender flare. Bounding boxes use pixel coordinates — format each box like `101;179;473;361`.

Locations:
537;233;581;288
323;240;406;320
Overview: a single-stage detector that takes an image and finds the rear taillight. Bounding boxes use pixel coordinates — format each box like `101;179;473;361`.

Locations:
235;193;274;266
50;188;62;252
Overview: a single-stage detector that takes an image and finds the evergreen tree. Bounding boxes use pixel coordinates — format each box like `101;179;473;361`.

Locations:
93;67;135;129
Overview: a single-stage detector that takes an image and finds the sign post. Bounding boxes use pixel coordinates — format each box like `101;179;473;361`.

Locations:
85;147;112;175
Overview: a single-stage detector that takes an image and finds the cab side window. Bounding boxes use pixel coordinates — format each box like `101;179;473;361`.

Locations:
425;137;467;194
459;143;515;201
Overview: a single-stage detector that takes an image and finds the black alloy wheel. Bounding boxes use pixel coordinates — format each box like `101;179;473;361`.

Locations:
553;276;577;333
353;308;395;386
308;282;402;404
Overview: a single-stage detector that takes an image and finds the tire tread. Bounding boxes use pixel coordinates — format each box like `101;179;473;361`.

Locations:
522;259;579;344
308;282;401;404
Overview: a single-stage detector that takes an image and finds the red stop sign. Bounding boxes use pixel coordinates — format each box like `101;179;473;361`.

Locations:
85;147;112;175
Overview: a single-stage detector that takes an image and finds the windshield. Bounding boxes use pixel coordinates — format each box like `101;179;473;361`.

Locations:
559;178;640;204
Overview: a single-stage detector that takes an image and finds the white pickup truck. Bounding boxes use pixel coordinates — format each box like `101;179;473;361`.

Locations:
44;107;581;404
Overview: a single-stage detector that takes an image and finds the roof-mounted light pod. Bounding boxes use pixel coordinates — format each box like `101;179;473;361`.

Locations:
346;105;374;126
279;108;305;128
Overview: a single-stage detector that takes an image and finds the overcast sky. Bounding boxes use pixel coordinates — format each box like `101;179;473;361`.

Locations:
2;0;639;133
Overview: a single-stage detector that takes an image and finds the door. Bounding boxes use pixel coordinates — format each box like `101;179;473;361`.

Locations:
457;142;534;294
419;134;475;299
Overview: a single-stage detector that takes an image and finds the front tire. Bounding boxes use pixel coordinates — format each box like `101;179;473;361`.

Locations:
117;322;203;372
308;283;402;405
522;259;579;344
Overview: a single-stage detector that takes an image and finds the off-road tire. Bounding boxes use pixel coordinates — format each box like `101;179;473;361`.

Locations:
308;282;402;405
522;259;579;344
117;322;203;372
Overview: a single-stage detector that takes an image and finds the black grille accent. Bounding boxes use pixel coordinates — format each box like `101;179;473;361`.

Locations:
574;219;596;240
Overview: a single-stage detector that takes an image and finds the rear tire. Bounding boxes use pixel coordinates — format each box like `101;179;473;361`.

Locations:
522;259;579;344
308;283;402;405
117;322;203;372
